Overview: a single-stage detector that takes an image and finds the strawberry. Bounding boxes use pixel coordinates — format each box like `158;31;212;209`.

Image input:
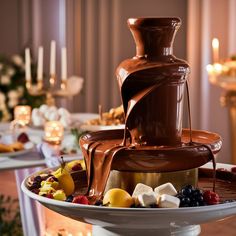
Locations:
203;190;220;205
46;193;54;199
72;195;89;205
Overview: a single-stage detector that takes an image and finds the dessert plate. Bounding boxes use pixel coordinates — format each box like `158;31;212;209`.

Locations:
0;133;35;157
21;164;236;236
0;142;34;157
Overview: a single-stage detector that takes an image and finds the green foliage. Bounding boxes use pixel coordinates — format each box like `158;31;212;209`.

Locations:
70;128;87;146
0;194;23;236
0;53;45;121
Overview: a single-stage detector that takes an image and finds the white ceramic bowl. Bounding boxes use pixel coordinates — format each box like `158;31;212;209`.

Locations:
21;164;236;236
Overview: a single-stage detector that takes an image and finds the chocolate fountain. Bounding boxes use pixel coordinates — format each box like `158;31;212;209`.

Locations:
80;18;222;199
21;17;236;236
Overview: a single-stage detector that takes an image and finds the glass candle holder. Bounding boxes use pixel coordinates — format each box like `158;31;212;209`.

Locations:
44;121;64;145
14;105;31;126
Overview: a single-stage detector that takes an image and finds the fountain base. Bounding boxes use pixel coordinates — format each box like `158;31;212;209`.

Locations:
105;169;198;194
93;224;201;236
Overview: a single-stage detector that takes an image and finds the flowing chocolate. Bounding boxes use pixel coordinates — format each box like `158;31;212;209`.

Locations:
80;18;222;199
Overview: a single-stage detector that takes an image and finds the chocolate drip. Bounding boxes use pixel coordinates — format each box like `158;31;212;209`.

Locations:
186;81;216;191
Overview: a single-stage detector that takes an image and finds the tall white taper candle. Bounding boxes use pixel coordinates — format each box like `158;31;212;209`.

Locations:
37;46;43;81
61;47;67;81
50;40;56;76
25;48;31;81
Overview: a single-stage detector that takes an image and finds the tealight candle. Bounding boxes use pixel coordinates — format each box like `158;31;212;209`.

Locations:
44;121;64;145
14;105;31;126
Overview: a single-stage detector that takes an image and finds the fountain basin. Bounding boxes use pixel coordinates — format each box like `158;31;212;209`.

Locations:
21;164;236;236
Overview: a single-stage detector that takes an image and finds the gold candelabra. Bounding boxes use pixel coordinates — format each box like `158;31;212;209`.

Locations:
207;39;236;164
26;75;72;106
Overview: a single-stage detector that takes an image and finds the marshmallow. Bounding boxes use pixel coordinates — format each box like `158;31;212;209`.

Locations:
154;183;177;196
159;194;180;208
132;183;153;198
137;192;157;207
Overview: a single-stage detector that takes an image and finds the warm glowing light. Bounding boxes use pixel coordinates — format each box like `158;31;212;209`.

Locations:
212;38;219;63
14;105;31;125
206;64;214;74
214;63;223;73
44;121;64;144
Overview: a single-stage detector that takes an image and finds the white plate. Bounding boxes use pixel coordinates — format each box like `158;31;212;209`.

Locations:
0;133;35;157
0;142;34;157
21;164;236;236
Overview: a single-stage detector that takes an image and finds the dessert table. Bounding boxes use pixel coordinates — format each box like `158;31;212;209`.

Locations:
0;113;98;171
0;113;97;236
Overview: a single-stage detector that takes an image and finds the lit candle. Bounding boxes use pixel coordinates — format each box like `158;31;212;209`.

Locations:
14;105;31;126
50;40;56;76
61;47;67;81
37;46;44;81
212;38;219;63
25;48;31;81
44;121;64;145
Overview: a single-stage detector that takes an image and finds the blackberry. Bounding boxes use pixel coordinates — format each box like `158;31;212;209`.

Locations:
34;176;42;183
66;195;74;202
181;185;193;196
177;185;204;208
95;200;103;206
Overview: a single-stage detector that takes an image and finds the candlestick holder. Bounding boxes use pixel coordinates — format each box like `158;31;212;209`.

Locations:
26;75;81;106
207;60;236;164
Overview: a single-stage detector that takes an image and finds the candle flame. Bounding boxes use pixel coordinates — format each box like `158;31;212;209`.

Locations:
212;38;219;49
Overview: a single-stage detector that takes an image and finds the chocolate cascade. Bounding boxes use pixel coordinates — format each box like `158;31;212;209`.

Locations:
80;18;222;199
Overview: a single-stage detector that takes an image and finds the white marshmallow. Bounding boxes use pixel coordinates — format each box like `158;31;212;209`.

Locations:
132;183;153;198
159;194;180;208
154;183;177;196
137;192;157;207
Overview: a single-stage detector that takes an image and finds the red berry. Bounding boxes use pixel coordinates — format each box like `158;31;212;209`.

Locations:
17;132;30;143
46;193;54;199
72;195;89;205
71;163;83;171
231;167;236;173
203;190;220;205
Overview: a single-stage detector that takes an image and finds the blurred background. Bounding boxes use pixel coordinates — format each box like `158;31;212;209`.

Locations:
0;0;235;165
